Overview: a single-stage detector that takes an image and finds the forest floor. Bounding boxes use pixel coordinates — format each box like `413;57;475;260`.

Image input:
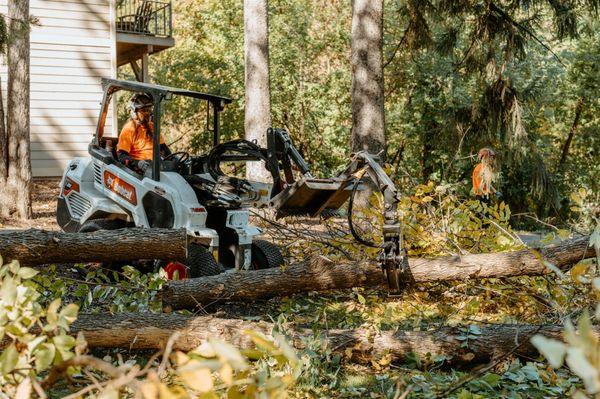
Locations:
0;178;59;230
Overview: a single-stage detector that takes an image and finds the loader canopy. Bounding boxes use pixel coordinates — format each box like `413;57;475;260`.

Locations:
93;78;232;181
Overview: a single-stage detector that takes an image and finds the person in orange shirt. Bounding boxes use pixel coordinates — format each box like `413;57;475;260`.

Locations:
472;147;498;200
117;93;171;174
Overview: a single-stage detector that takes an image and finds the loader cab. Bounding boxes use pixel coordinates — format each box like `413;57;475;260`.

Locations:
91;78;232;181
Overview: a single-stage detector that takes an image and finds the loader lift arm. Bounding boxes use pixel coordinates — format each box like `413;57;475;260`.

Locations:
265;128;312;197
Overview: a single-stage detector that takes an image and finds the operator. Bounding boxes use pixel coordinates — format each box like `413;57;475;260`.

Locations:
117;93;172;174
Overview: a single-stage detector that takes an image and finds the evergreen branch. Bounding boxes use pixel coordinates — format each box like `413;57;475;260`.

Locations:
454;33;479;71
383;26;409;69
489;2;566;67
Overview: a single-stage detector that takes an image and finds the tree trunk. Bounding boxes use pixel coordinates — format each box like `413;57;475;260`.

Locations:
558;97;584;169
244;0;272;183
6;0;32;220
0;75;9;218
350;0;386;160
162;236;593;310
0;228;188;265
12;312;592;366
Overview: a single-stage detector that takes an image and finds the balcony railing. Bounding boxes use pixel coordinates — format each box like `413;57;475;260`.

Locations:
116;0;172;37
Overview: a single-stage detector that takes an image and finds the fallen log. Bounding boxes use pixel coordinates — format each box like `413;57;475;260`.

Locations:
0;228;187;265
163;236;593;310
29;313;599;365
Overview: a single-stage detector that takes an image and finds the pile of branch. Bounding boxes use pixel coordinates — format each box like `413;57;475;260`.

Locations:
0;228;187;265
162;236;593;310
5;312;591;366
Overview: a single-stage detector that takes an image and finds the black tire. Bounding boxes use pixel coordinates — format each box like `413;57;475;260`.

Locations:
78;218;128;233
186;243;224;277
251;240;284;270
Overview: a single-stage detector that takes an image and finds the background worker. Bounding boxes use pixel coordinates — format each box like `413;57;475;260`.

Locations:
472;147;501;202
117;93;172;174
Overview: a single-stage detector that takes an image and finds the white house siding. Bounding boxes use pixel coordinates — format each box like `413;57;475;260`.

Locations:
0;0;116;177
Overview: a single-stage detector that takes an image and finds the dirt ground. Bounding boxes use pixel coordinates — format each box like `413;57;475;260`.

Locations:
0;179;61;230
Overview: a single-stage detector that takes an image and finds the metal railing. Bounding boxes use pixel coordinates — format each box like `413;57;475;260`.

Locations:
116;0;172;37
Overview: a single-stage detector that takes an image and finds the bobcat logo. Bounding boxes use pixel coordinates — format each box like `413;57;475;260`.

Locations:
104;171;137;205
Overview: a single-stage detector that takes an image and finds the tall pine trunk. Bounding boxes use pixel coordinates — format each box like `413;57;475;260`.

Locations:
0;75;8;218
350;0;386;161
244;0;271;183
6;0;31;219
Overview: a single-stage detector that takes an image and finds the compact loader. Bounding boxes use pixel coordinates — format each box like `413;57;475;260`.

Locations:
57;79;406;290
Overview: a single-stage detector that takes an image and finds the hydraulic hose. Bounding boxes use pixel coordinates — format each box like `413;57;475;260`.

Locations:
347;177;380;248
206;139;267;182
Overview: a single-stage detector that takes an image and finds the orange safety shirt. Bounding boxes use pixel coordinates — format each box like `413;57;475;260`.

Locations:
472;163;495;196
116;120;164;161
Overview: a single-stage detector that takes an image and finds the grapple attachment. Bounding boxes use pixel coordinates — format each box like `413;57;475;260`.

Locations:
263;129;406;293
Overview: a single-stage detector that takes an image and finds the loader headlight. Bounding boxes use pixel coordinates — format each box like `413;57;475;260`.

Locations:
63;177;80;196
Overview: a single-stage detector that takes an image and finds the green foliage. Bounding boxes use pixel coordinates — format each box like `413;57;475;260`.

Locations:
0;256;79;397
33;264;165;313
0;256;303;398
531;246;600;398
399;182;516;256
302;182;518;264
137;332;300;398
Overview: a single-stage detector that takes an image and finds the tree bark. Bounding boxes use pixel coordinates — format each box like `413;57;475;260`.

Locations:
6;0;32;219
0;75;9;218
0;228;188;265
11;312;593;366
350;0;386;160
162;236;593;310
244;0;272;183
558;97;584;169
0;75;7;182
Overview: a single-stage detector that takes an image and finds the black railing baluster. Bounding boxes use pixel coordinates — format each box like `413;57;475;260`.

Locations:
116;0;172;37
